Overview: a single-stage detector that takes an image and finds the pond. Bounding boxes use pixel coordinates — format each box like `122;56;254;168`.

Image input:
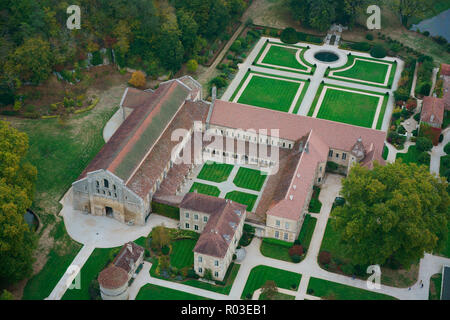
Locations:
411;9;450;41
24;209;39;232
314;51;339;63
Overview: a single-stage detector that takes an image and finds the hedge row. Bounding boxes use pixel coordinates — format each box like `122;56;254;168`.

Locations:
151;201;180;220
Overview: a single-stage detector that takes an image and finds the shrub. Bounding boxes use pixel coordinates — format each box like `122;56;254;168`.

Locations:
187;268;199;279
128;71;146;88
91;51;103;65
418;82;431;95
326;161;339;172
397;125;406;135
210;76;228;88
416;136;433;152
349;42;371;52
418;152;430;165
280;27;298;44
161;245;170;255
370;44;387;58
186;59;198;73
319;251;331;265
230;40;242;52
414;113;421;122
365;34;374;41
289;245;304;257
444;142;450;154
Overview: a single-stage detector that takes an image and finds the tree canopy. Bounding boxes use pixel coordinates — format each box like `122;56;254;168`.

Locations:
0;120;37;285
333;161;450;268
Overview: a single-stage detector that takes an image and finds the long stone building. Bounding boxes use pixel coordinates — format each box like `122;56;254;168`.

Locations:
72;76;386;244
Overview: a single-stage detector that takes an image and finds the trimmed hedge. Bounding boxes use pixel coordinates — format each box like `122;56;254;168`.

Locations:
262;237;292;248
151;201;180;220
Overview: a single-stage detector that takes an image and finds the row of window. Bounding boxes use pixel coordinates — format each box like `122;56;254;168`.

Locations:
197;267;220;278
215;129;292;149
274;230;290;241
96;179;117;190
185;212;208;222
197;256;220;266
275;220;290;230
328;150;347;160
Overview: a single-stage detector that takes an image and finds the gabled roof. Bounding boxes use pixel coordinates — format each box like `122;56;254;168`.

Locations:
113;241;144;274
421;96;444;126
180;193;246;258
441;64;450;77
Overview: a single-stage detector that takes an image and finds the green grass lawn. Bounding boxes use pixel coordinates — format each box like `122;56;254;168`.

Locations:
307;277;396;300
435;221;450;258
183;263;240;295
225;191;258;212
236;75;302;112
310;85;384;128
329;56;396;87
396;145;430;166
189;182;221;197
382;145;389;160
170;239;197;269
259;291;295;300
261;45;308;71
136;284;210;300
298;214;317;250
260;238;293;263
197;162;234;183
233;167;267;191
429;273;443;300
241;265;302;299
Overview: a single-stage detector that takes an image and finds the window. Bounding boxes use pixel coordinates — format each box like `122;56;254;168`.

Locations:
104;179;109;188
194;225;199;231
214;260;219;266
194;214;199;220
342;153;347;160
203;216;208;222
108;191;111;196
198;267;203;273
113;185;116;190
318;177;321;183
285;222;289;229
114;193;117;198
275;231;279;238
320;166;322;172
336;153;339;158
328;150;333;157
185;212;189;218
198;256;202;262
276;220;280;227
284;233;289;241
185;223;190;229
96;181;99;187
214;271;219;278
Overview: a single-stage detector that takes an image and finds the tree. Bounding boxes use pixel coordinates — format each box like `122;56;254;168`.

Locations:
186;59;198;73
333;162;450;268
203;268;213;280
158;22;184;71
370;45;387;58
128;71;146;88
290;0;336;32
416;136;433;152
151;226;170;251
390;0;431;27
444;142;450;155
0;120;37;285
261;280;278;299
280;28;299;44
177;9;199;58
0;290;14;300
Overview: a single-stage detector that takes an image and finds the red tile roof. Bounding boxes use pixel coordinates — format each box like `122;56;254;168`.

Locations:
98;265;128;289
113;242;144;274
441;64;450;77
421;96;444;126
180;193;246;258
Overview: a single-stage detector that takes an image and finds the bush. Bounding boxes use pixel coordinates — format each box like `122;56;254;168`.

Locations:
128;70;146;88
370;44;387;58
161;245;170;255
288;245;304;257
186;59;198;73
91;51;103;66
187;268;199;279
230;40;242;53
280;27;298;44
210;76;228;88
414;113;421;122
416;136;433;152
397;125;406;135
326;161;339;172
365;34;374;41
319;251;331;265
418;152;430;165
444;142;450;154
151;202;180;220
349;42;371;52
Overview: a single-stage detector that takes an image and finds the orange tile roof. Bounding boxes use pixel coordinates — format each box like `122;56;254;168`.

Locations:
441;64;450;77
421;96;444;126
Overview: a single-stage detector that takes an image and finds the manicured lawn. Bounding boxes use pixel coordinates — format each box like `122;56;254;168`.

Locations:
260;238;293;263
241;265;302;299
259;291;295;300
197;162;233;183
261;45;308;71
436;221;450;258
429;273;443;300
183;263;241;295
308;186;322;213
136;284;210;300
307;277;396;300
382;145;389;160
189;182;221;197
298;214;317;250
396;145;430;166
170;239;197;269
329;56;395;86
310;85;384;128
233;167;267;191
225;191;258;212
237;75;302;112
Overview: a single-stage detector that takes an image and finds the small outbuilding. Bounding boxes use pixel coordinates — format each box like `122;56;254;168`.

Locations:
98;265;129;300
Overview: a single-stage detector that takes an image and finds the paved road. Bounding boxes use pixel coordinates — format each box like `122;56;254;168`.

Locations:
430;127;450;175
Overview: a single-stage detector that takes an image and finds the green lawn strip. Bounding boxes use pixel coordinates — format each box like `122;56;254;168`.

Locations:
225;191;258;212
260;238;293;263
189;182;221;197
169;239;197;269
382;145;389;160
435;221;450;258
375;95;389;130
233;167;267;191
308;186;322;213
197;162;234;183
307;277;396;300
241;265;302;299
259;291;295;300
309;83;386;128
136;283;210;300
298;214;317;251
261;45;308;70
429;273;443;300
396;145;429;166
292;79;310;114
237;75;301;112
151;201;180;220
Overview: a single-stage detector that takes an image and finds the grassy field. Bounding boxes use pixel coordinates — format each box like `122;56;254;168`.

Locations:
260;238;293;263
429;273;443;300
189;182;221;197
183;263;240;295
382;145;389;160
136;284;210;300
170;239;197;269
241;265;302;299
307;277;396;300
309;84;384;128
396;145;430;166
225;191;258;212
233;167;267;191
197;162;234;183
328;56;396;87
261;45;308;70
298;214;317;250
259;291;295;300
236;75;302;112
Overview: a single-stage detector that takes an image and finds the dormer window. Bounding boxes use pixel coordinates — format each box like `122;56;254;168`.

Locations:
104;179;109;188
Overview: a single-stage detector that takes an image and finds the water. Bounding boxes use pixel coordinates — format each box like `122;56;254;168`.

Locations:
314;51;339;63
411;9;450;42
